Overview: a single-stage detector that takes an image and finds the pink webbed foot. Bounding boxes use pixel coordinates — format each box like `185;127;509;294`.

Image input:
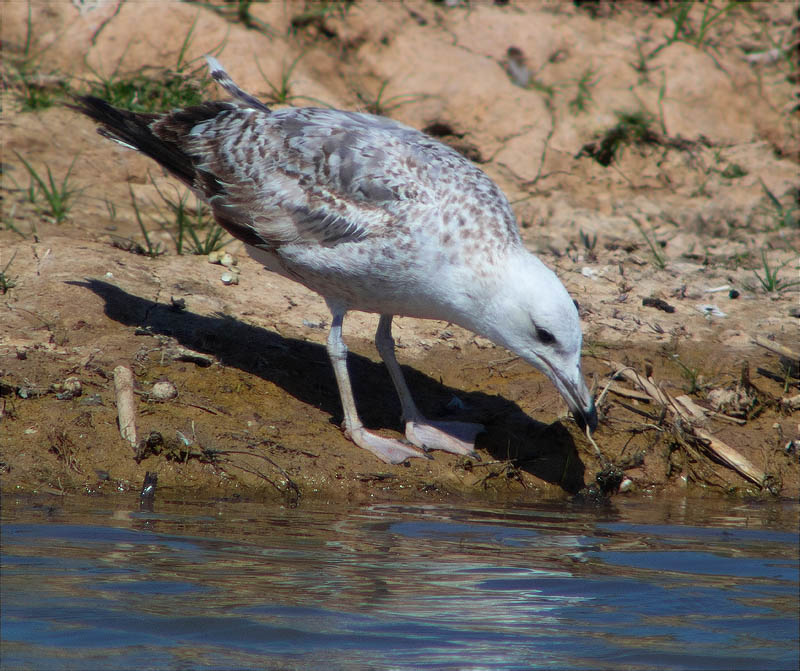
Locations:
347;426;431;464
405;420;485;458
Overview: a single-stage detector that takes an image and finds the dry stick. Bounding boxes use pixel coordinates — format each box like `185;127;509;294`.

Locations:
705;409;747;426
674;394;708;420
604;381;653;403
691;427;765;487
606;360;766;488
673;394;746;426
113;365;138;451
751;336;800;362
596;366;634;407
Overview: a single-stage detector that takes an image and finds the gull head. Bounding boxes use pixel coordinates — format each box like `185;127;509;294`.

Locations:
476;250;597;433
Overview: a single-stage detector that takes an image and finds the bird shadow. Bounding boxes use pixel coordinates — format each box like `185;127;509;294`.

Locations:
70;279;586;493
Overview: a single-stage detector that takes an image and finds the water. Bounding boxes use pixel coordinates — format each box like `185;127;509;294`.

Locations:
1;494;797;670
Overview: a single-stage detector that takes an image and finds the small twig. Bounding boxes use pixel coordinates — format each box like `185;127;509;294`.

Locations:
470;459;514;468
617;400;663;421
751;336;800;362
601;379;652;403
705;410;747;426
216;448;301;503
178;401;223;415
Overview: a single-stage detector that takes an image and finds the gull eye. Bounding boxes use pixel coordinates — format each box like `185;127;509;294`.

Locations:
536;327;556;345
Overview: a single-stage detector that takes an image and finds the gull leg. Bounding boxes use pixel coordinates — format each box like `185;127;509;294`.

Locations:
326;309;426;464
375;315;484;457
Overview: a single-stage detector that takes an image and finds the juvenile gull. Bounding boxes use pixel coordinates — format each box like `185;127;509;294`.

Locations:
73;57;597;464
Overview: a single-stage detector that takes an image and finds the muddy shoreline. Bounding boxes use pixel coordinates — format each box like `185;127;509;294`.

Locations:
1;241;797;504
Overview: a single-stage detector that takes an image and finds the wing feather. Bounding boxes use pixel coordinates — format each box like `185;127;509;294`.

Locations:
182;106;442;248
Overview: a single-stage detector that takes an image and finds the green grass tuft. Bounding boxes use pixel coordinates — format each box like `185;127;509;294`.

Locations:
255;52;333;108
647;1;740;60
82;16;220;112
5;3;70;111
759;179;798;230
355;78;431;117
581;109;660;167
753;251;800;293
631;218;667;270
127;186;165;258
13;152;81;223
0;251;19;295
568;67;598;115
151;179;229;256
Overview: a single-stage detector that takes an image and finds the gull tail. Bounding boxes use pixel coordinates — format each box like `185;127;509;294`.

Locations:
69;96;199;188
71;58;268;189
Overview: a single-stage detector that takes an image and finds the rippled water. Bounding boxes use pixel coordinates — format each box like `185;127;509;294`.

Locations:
1;494;797;670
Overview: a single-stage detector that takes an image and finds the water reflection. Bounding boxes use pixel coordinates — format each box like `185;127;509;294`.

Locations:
2;496;797;670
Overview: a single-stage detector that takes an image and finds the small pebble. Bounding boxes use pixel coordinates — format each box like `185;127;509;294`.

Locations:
208;250;222;264
151;380;178;401
221;271;239;285
79;394;103;406
63;377;82;396
505;46;531;88
728;289;740;299
54;377;82;400
473;336;493;349
220;252;237;268
619;477;634;493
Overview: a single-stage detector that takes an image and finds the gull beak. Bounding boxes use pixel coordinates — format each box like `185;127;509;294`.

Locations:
573;397;598;433
542;361;598;433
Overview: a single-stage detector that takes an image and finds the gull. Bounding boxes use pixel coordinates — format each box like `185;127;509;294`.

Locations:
73;57;597;464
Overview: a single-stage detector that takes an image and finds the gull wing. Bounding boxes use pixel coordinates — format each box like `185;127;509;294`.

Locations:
164;104;443;249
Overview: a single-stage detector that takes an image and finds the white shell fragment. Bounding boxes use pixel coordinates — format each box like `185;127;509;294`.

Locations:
151;380;178;401
619;477;634;493
697;304;727;318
